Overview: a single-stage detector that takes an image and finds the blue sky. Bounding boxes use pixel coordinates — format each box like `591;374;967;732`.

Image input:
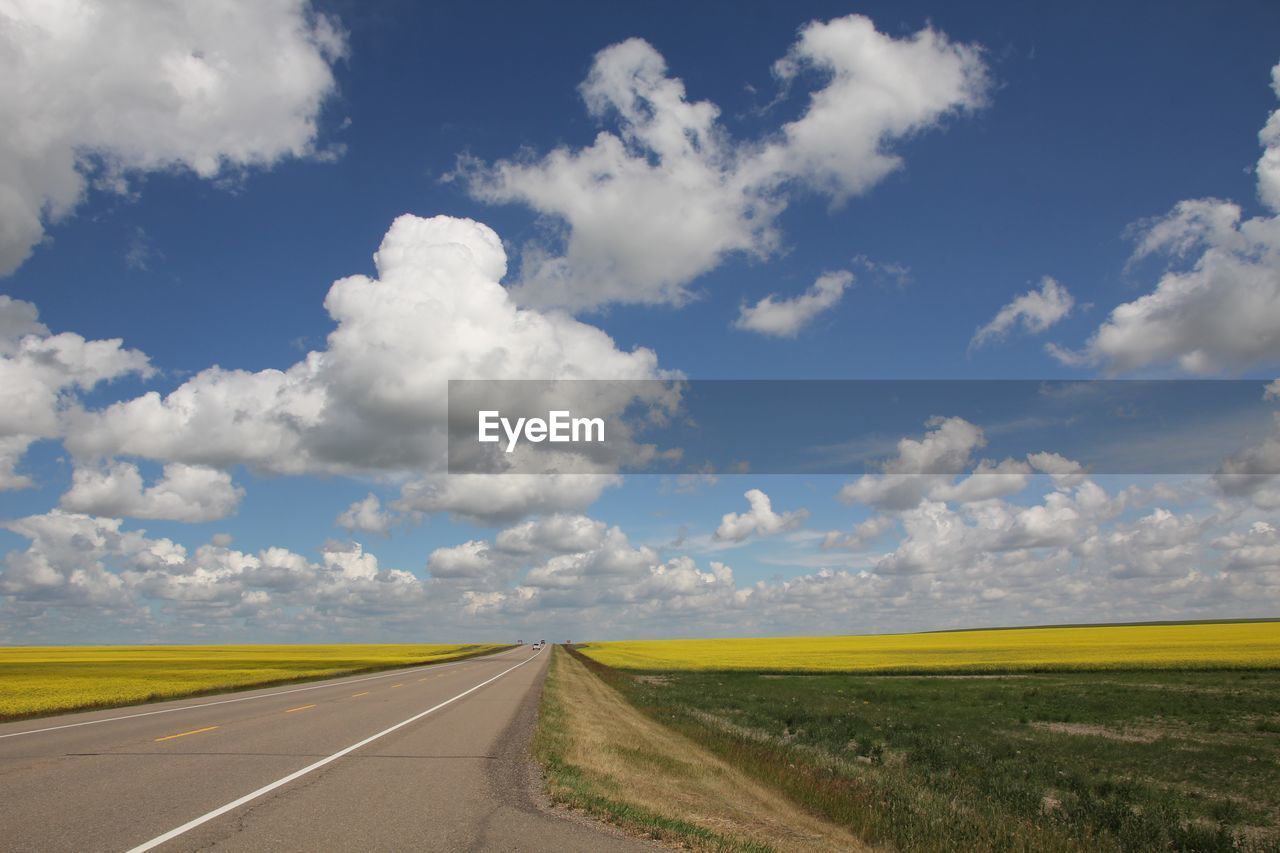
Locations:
2;1;1280;644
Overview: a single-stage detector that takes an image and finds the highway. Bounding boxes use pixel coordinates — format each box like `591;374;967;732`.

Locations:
0;646;654;852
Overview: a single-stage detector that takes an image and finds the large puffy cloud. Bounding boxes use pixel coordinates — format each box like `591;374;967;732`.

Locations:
1054;61;1280;374
744;15;988;199
0;0;345;276
970;277;1074;350
714;488;808;542
64;214;663;522
0;511;141;607
882;477;1118;572
0;297;152;435
734;270;851;337
59;462;243;522
459;37;776;311
65;359;327;473
458;16;987;311
0;295;151;490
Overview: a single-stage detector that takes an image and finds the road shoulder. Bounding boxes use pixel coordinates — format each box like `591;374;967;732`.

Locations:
483;646;660;850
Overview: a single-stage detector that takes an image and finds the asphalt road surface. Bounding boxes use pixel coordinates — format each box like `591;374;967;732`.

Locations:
0;646;656;852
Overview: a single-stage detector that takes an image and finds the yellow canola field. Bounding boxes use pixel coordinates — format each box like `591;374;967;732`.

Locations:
0;643;505;720
578;622;1280;672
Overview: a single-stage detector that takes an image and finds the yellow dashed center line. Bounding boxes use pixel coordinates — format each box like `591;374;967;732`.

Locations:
417;677;430;682
351;691;369;698
285;704;316;713
155;725;218;742
390;683;404;689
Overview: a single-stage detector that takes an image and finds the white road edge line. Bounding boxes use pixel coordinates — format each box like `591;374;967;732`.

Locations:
0;647;521;741
125;648;542;853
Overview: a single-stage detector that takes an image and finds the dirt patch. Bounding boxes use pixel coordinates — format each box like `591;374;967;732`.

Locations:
1031;721;1162;743
633;675;672;686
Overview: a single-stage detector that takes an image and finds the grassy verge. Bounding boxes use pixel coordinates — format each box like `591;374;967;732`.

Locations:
603;664;1280;852
534;646;871;852
0;643;509;721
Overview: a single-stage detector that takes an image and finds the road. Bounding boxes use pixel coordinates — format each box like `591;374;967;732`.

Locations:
0;646;655;852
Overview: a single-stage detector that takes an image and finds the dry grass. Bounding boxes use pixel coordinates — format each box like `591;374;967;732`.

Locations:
537;646;872;852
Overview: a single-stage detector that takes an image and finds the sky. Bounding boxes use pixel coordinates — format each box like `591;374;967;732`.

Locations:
2;0;1280;644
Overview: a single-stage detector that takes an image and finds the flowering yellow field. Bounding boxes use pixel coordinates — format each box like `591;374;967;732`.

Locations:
0;643;505;720
577;622;1280;672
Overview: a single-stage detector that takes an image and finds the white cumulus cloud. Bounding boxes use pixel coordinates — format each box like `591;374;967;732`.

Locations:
494;514;609;555
427;540;493;579
336;494;395;536
0;0;346;276
63;214;662;523
1258;63;1280;212
838;417;1077;511
970;277;1074;350
715;488;808;542
0;295;151;490
735;271;851;337
1055;61;1280;374
60;462;243;522
395;473;621;528
458;16;987;311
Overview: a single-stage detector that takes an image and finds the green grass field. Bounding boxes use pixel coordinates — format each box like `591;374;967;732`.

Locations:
0;643;507;721
583;657;1280;852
